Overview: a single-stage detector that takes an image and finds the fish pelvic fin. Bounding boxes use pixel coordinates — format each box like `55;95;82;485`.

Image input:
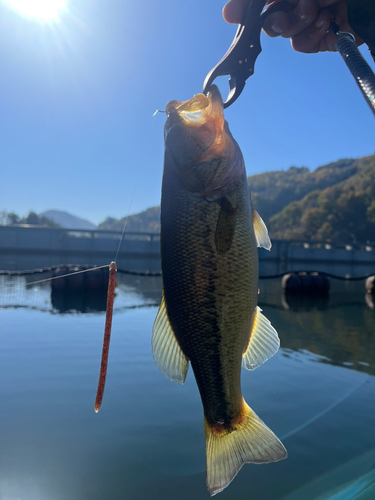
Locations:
204;401;287;496
252;208;271;250
152;290;189;385
242;306;280;371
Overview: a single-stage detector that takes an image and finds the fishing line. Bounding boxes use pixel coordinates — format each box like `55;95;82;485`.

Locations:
94;188;137;412
280;376;367;441
113;107;161;263
95;114;159;411
94;201;136;411
113;177;139;264
2;115;162;411
25;264;110;286
1;116;158;412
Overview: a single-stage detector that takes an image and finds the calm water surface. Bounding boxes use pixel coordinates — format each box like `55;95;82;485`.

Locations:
1;264;375;500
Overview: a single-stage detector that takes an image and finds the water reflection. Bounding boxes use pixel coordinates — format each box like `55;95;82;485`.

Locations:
365;292;374;310
281;449;375;500
281;293;330;311
51;286;108;313
51;266;109;313
0;271;162;314
0;269;373;377
1;260;374;500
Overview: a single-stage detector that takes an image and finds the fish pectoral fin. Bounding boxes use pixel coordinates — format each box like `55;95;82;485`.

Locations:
205;401;287;496
242;307;280;370
215;196;237;255
152;291;189;385
252;208;271;251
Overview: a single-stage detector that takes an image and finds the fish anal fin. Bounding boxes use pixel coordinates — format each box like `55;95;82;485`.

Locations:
252;208;271;251
205;401;287;496
242;307;280;371
215;196;237;255
152;291;189;384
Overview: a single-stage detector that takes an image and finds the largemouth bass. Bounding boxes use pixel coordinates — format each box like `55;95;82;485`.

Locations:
152;85;287;495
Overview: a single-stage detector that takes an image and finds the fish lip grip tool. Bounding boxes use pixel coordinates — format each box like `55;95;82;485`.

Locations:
202;0;292;108
203;0;375;115
330;21;375;116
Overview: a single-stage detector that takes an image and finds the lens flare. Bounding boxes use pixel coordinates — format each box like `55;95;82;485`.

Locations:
3;0;66;21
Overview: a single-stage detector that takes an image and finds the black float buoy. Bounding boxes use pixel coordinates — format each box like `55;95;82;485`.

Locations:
282;272;330;311
282;272;330;295
51;265;109;313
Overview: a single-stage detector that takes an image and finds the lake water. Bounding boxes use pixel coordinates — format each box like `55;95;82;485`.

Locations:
1;259;375;500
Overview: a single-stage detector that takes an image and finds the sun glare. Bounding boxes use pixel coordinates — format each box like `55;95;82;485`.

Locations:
3;0;66;21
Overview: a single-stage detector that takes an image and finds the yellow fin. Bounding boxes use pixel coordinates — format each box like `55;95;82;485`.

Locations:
252;208;271;250
205;401;287;496
152;291;189;385
242;307;280;370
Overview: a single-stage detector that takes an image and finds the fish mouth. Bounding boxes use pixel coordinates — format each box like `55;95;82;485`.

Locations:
164;85;228;162
163;86;244;194
165;85;224;132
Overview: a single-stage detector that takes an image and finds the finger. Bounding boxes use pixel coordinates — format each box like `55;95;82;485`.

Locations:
291;8;332;52
263;0;318;38
223;0;274;24
223;0;250;24
291;3;362;53
329;2;363;47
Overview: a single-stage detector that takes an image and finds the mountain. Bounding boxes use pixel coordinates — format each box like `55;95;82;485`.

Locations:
97;154;375;244
249;158;358;223
268;155;375;243
39;210;97;230
98;207;160;233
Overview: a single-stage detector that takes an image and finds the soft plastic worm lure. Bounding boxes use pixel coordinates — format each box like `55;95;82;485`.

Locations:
95;261;117;413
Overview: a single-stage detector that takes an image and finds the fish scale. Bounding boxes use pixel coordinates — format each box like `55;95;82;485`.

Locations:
152;86;287;496
161;176;256;425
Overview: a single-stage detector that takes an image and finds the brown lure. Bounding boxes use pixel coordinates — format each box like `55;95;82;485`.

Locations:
94;261;117;413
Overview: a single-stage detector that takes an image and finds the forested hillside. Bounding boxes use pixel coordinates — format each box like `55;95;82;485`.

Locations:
249;158;358;222
97;154;375;244
268;155;375;243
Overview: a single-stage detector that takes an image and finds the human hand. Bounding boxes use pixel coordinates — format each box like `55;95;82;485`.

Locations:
222;0;363;53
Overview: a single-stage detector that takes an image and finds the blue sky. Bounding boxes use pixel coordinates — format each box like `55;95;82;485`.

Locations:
1;0;374;225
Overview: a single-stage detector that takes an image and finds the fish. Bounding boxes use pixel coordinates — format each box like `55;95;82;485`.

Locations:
152;85;287;495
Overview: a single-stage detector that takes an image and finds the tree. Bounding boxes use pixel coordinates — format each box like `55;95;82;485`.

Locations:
25;211;40;225
7;212;20;225
0;211;20;225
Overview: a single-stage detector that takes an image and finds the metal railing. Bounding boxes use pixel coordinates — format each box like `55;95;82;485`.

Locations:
2;225;160;241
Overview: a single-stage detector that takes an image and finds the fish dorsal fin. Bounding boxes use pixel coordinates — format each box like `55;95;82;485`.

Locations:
252;208;271;251
152;291;189;385
242;307;280;371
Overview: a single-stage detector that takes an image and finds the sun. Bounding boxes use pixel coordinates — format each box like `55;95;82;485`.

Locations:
3;0;66;21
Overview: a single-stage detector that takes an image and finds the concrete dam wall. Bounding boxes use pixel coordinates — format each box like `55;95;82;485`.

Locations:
1;226;375;273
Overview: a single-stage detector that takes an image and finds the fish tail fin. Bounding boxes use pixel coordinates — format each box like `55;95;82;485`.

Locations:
204;400;287;496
